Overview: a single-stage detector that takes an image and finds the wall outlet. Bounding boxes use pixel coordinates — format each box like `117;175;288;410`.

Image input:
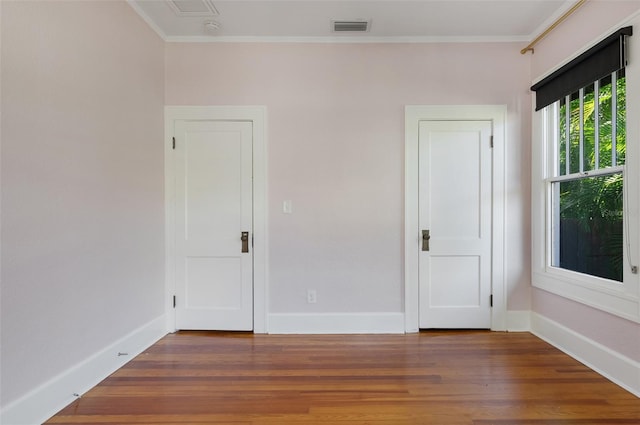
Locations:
307;289;317;304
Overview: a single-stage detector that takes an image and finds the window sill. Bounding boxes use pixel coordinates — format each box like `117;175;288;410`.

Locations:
532;268;640;323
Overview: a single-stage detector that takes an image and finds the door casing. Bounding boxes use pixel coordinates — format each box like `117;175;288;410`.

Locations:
165;106;268;333
405;105;507;332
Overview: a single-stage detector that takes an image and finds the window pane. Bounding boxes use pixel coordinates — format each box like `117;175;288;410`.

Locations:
598;77;613;168
552;174;623;282
616;71;626;165
583;83;595;172
559;98;567;175
569;94;581;174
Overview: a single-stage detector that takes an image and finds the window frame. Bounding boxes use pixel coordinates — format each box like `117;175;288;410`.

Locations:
532;46;640;322
547;72;626;283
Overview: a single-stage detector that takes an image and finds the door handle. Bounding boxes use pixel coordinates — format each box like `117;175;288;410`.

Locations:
422;230;430;251
241;232;249;253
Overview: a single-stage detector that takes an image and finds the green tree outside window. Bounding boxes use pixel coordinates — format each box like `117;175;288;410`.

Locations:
554;72;625;282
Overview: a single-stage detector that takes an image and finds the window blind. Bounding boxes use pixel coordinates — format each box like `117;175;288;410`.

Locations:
531;26;632;111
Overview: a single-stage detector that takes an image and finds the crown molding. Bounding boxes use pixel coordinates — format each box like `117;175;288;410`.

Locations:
165;35;530;44
127;0;168;41
526;0;578;42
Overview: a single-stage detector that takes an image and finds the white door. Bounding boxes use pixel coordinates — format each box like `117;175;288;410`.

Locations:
174;120;253;330
418;120;492;328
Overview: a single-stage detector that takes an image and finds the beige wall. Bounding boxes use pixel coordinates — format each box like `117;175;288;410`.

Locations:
1;1;165;407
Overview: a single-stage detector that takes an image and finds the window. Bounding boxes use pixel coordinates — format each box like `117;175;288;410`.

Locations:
530;25;640;321
548;71;626;282
533;27;632;283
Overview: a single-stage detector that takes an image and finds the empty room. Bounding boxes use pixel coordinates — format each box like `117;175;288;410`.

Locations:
1;1;639;424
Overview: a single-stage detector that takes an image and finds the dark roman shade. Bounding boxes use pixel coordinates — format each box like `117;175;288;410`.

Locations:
531;26;632;111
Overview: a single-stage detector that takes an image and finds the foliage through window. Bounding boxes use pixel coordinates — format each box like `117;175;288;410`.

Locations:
548;70;626;282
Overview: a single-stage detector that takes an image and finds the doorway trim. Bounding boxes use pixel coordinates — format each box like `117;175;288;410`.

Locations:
404;105;507;332
165;106;268;333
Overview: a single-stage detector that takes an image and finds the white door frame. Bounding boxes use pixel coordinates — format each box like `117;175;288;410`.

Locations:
165;106;268;333
405;105;507;332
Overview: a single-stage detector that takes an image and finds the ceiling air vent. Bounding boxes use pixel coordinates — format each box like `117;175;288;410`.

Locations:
332;20;371;33
166;0;219;17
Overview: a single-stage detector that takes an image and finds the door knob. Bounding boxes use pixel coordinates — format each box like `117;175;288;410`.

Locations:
422;229;430;251
241;232;249;253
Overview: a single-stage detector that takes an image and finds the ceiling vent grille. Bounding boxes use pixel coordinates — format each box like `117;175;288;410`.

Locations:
332;20;371;33
166;0;219;17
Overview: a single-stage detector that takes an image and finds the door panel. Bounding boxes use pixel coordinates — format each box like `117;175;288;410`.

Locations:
429;131;481;239
418;120;492;329
174;120;253;330
185;257;242;309
430;256;480;307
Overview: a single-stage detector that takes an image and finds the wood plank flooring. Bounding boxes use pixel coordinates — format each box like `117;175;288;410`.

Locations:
46;331;639;424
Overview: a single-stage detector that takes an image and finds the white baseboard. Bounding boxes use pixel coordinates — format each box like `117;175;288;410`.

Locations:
531;312;640;397
506;310;531;332
268;312;405;334
0;315;168;425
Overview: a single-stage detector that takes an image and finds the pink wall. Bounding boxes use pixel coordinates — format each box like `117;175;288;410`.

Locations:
1;1;165;407
1;0;637;414
166;42;532;314
533;290;640;361
532;0;640;80
530;0;640;363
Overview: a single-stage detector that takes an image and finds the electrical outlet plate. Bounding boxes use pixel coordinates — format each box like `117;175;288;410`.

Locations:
307;289;317;304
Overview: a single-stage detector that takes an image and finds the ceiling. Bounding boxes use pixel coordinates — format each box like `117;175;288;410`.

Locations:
129;0;573;42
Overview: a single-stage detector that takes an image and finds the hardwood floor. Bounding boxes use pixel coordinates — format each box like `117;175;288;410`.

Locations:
46;331;639;424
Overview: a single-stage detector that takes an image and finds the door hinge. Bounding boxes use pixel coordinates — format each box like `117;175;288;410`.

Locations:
490;135;494;148
490;294;493;307
172;137;176;150
173;295;176;308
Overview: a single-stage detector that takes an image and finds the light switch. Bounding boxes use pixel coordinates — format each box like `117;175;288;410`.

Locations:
283;200;292;214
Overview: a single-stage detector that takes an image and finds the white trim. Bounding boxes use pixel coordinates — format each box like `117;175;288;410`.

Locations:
531;312;640;397
534;271;640;322
0;316;167;425
164;106;268;333
268;313;405;334
506;310;532;332
164;35;530;44
404;105;507;332
525;0;583;47
126;0;168;41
